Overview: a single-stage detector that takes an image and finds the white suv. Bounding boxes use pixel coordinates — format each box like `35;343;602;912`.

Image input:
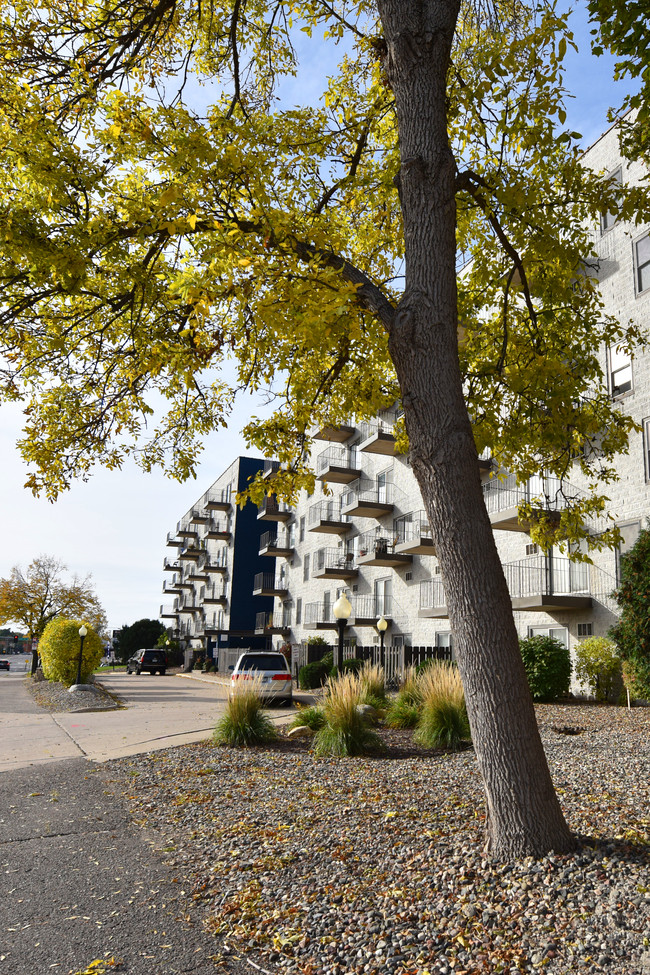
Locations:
230;651;292;706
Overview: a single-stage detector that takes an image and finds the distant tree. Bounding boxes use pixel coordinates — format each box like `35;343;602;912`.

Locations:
612;527;650;701
39;617;104;686
0;556;107;673
114;618;166;663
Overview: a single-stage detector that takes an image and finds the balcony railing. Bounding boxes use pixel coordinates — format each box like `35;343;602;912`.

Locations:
353;594;393;620
393;510;431;544
258;496;292;520
315;547;356;574
204;489;231;510
255;611;292;632
316;445;359;475
304;601;335;625
253;572;289;592
204;611;225;631
308;500;350;527
342;478;394;508
482;473;578;517
355;528;398;557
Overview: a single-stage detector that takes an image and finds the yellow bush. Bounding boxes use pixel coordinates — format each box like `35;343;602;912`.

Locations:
39;617;104;685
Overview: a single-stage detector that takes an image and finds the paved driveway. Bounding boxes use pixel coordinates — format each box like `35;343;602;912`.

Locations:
0;672;293;771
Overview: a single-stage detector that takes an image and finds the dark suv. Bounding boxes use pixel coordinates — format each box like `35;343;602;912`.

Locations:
126;649;167;675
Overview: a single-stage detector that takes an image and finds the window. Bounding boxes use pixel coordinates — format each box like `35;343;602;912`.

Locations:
405;571;413;582
616;521;641;583
635;231;650;294
577;623;593;638
600;167;621;234
299;516;305;542
528;625;568;646
303;553;310;582
435;631;453;650
609;344;632;396
295;598;302;625
525;543;539;556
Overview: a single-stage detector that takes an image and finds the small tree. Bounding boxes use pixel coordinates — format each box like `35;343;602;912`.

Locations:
39;617;104;686
612;527;650;701
574;637;622;702
519;636;572;703
114;618;166;664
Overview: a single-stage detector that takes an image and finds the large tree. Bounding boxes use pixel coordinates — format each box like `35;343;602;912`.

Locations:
0;556;107;671
114;618;166;663
0;0;646;855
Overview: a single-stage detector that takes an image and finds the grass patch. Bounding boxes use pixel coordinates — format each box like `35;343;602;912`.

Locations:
290;705;326;731
413;661;470;750
213;677;277;747
313;672;385;757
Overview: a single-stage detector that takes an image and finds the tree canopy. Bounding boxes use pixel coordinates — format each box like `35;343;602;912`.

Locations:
114;617;166;662
0;556;107;640
0;0;645;552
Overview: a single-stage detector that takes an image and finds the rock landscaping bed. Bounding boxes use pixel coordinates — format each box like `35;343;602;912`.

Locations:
24;674;122;712
111;703;650;975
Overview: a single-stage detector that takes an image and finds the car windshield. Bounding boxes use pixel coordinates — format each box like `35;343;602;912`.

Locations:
237;654;287;671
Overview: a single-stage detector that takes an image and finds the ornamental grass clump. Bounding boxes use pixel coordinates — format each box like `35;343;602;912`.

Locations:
359;662;387;708
313;671;385;757
290;704;326;731
414;661;470;750
385;667;422;728
213;676;277;747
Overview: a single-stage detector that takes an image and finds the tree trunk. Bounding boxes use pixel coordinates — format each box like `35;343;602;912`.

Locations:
378;0;575;857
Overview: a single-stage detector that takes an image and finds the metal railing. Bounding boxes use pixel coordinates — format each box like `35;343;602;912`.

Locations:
352;594;393;619
255;610;291;630
316;445;359;474
201;518;230;537
342;478;394;507
358;416;397;441
253;572;288;591
315;547;355;572
308;499;350;526
304;601;334;625
259;529;293;550
203;584;227;601
204;488;231;507
258;496;292;518
393;510;432;544
355;528;399;557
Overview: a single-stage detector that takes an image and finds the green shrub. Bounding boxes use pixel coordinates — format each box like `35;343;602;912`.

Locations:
574;637;622;702
612;527;650;701
385;697;421;728
340;657;363;675
213;678;277;746
39;618;104;686
413;661;470;749
518;635;572;702
313;672;385;757
298;660;329;690
290;705;326;730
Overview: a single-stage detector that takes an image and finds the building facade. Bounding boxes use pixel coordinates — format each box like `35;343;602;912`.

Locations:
161;457;277;656
162;121;650;689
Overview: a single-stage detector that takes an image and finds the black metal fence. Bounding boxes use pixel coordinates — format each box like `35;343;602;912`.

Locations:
293;642;453;686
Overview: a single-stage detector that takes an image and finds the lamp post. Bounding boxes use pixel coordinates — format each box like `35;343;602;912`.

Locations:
76;624;88;686
377;615;388;667
333;592;352;672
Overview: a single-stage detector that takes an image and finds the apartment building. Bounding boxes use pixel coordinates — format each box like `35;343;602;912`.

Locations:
160;457;277;656
162;121;650;685
255;120;650;679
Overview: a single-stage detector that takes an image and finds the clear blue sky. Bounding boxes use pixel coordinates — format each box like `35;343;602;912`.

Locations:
0;6;638;633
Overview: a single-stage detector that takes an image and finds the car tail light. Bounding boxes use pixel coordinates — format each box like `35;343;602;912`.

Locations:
272;673;291;681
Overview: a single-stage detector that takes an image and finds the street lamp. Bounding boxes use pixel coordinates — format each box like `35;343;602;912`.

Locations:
76;624;88;686
333;592;352;672
377;615;389;667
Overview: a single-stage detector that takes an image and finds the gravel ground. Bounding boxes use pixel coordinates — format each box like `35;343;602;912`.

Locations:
108;703;650;975
25;674;121;711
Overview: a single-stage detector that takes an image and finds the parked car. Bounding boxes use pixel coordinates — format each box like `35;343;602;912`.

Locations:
126;649;167;675
230;651;292;705
0;659;10;671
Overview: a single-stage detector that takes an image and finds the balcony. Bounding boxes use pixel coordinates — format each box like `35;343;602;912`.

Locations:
262;459;281;479
186;562;209;583
204;611;225;633
178;596;202;614
303;602;338;630
482;474;567;533
177;520;199;539
201;519;231;541
204;490;231;512
255;611;291;635
252;572;289;597
203;584;227;604
419;555;595;620
341;479;394;519
160;603;179;618
259;530;294;558
189;507;210;525
162;577;183;595
166;531;182;548
358;418;397;456
312;422;355;442
393;510;436;555
314;548;358;580
178;541;203;561
356;530;413;568
315;445;362;484
163;558;182;572
352;595;393;626
257;496;292;522
308;500;350;535
205;555;228;574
